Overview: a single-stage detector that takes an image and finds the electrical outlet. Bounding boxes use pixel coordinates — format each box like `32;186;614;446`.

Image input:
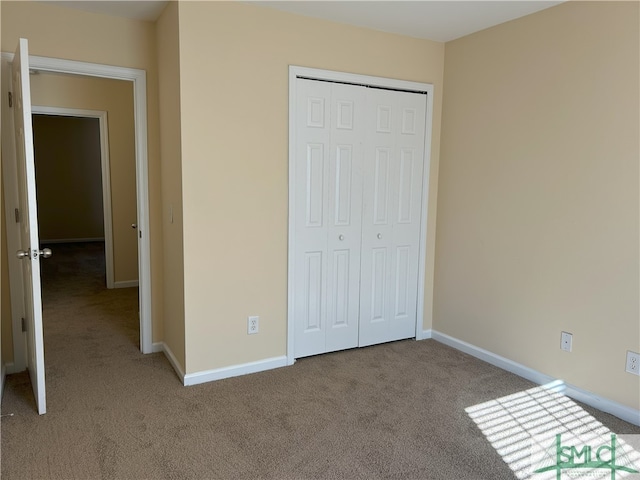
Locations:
626;351;640;376
248;316;259;335
560;331;572;352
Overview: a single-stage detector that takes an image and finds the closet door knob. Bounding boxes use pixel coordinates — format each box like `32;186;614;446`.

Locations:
338;235;344;241
377;233;382;239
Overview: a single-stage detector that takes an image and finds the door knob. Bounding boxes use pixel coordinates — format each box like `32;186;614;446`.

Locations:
338;235;344;241
39;248;52;259
131;223;137;229
377;233;382;239
16;249;29;259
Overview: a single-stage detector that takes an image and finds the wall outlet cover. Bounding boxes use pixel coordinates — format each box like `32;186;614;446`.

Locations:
248;316;259;335
625;351;640;376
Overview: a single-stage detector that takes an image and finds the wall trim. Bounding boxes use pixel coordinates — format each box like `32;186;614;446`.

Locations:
431;330;640;427
159;342;185;383
421;329;433;339
183;356;288;387
287;65;435;365
114;280;139;289
156;341;287;387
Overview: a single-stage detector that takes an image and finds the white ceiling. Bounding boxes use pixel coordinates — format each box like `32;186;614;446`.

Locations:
252;1;564;42
40;1;170;22
39;1;564;42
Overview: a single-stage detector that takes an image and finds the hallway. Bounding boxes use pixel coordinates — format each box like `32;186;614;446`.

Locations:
2;241;164;418
41;242;139;358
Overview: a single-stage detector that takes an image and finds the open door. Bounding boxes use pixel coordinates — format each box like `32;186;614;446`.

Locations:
12;38;47;415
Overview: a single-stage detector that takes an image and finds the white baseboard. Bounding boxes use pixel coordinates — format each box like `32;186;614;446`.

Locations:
431;330;640;427
562;383;640;426
159;342;186;382
155;342;287;387
113;280;139;289
5;362;19;375
415;328;432;341
40;237;105;244
184;356;288;387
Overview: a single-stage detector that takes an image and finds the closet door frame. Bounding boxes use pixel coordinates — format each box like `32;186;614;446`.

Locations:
287;66;434;365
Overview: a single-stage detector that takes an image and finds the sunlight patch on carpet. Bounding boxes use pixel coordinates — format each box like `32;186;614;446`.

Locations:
466;381;640;479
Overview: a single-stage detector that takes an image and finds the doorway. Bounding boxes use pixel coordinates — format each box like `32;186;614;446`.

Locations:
1;53;153;381
31;107;120;290
31;106;141;352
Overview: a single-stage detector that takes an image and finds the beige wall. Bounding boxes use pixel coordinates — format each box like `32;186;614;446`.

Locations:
30;74;138;282
436;1;639;409
176;2;444;373
33;115;105;242
156;1;185;370
1;1;164;353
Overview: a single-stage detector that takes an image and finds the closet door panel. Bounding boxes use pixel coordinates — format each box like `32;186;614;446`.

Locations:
359;89;396;346
294;76;428;356
388;91;427;340
325;83;364;352
294;79;331;358
360;89;427;346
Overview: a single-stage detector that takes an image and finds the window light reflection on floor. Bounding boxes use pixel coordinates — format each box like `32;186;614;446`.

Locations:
466;381;640;479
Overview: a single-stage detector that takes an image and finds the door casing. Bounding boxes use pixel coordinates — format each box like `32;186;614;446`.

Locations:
1;53;153;373
287;66;435;365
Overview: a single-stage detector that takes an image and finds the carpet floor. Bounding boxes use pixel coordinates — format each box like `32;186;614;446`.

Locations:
1;242;639;479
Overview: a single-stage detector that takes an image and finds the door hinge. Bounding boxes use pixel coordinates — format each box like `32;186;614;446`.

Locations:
8;92;12;108
14;208;20;223
21;317;26;332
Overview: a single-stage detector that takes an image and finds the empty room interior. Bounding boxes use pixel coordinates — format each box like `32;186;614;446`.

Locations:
0;1;638;479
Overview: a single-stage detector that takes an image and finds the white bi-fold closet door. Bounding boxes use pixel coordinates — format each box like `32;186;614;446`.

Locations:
293;77;427;359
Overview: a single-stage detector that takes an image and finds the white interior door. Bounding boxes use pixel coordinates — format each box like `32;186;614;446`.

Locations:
293;79;364;358
359;88;427;347
12;38;47;415
292;74;428;359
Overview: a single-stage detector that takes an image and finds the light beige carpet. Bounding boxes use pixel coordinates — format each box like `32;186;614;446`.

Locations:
2;242;638;479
